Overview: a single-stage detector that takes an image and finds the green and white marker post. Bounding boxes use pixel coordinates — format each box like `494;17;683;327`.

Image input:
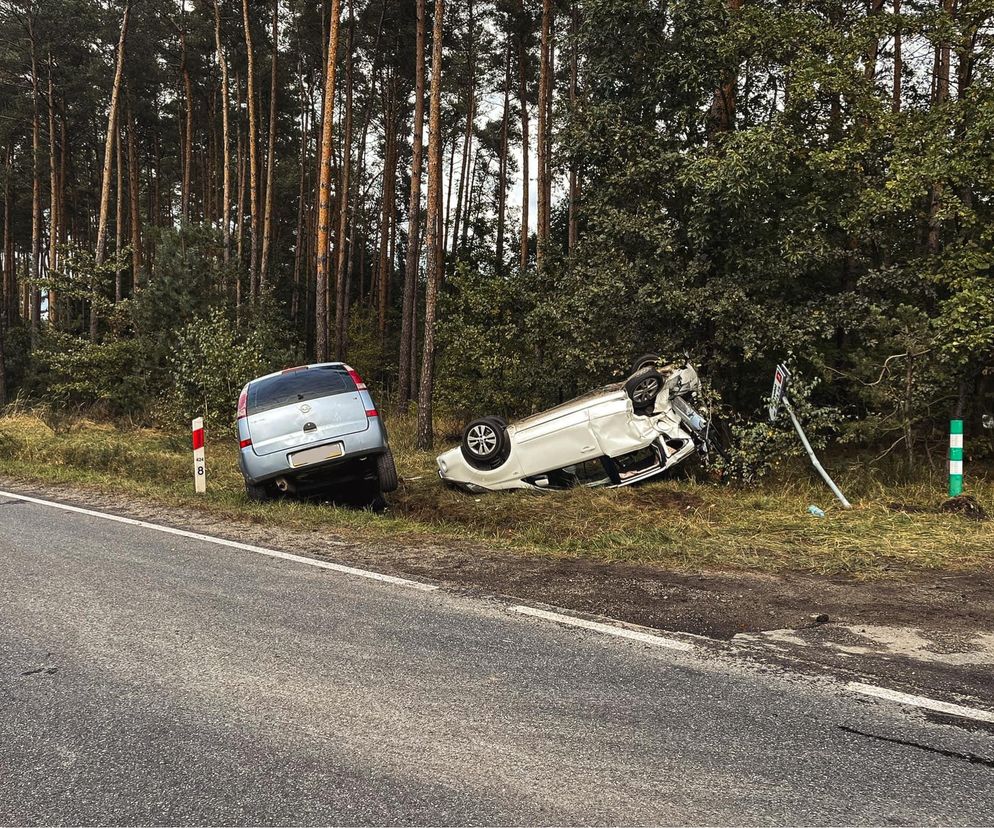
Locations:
949;419;964;497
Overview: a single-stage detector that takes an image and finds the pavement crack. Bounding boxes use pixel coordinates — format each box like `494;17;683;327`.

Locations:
21;666;58;676
839;725;994;769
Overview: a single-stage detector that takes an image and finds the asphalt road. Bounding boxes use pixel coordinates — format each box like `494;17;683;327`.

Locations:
1;495;993;826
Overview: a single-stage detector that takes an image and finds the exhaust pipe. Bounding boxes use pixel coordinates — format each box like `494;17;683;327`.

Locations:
274;477;295;493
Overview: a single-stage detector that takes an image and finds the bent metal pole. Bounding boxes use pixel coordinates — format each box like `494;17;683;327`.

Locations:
783;397;852;510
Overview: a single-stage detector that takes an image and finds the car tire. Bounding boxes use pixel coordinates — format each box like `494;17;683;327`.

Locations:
245;481;271;503
624;367;664;415
376;448;399;493
460;416;511;470
631;353;661;374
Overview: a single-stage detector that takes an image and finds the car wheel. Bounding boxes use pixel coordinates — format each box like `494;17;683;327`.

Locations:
376;448;399;493
631;353;661;374
624;367;664;415
460;416;511;470
245;481;271;503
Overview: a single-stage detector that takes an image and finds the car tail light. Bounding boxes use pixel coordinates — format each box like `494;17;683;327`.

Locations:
365;408;378;417
344;364;367;391
236;386;249;420
239;437;252;449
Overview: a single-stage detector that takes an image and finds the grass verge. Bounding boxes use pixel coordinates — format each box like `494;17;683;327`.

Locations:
0;411;991;577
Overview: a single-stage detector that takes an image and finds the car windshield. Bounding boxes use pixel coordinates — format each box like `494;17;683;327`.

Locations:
247;366;356;415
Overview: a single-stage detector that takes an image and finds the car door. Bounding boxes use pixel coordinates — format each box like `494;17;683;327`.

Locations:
512;404;602;477
587;393;659;457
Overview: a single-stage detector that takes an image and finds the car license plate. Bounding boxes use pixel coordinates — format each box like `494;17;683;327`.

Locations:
288;443;344;468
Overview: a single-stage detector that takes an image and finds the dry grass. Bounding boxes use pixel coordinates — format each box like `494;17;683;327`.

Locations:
0;410;992;577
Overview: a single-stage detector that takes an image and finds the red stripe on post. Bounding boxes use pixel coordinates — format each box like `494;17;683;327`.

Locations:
192;429;205;450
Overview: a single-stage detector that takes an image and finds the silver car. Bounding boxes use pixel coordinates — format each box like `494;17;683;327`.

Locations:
436;356;723;493
236;362;397;501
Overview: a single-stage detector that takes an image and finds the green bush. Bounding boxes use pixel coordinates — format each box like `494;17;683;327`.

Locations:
166;306;294;432
26;331;151;417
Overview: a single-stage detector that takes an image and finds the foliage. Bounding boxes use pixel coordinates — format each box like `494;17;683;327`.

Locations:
435;263;540;416
26;330;150;417
3;0;994;474
166;306;294;432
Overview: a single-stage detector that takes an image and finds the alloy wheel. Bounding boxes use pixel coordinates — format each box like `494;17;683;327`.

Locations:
466;423;498;458
632;377;660;406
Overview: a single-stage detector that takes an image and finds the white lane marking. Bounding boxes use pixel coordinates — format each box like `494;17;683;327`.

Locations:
0;489;438;593
510;605;694;652
848;682;994;724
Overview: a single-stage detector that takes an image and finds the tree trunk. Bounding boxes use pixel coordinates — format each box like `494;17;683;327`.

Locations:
46;53;59;327
213;0;232;264
536;0;553;262
415;0;445;451
315;0;343;361
292;71;309;326
892;0;902;113
567;1;579;252
91;0;131;343
462;145;480;250
450;0;475;270
333;14;354;359
242;0;260;301
235;122;246;312
179;6;194;221
58;108;67;261
0;150;5;398
377;77;397;343
708;0;743;134
28;17;41;346
517;2;530;271
235;68;246;269
126;93;143;289
399;0;426;405
496;36;511;274
3;144;13;328
450;86;474;269
927;0;955;254
115;122;124;302
260;0;278;290
864;0;885;82
443;134;456;253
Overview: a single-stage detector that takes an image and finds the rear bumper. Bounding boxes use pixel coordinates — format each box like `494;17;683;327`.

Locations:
239;419;388;484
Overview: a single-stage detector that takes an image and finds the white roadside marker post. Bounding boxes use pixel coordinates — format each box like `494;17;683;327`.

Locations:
192;417;206;494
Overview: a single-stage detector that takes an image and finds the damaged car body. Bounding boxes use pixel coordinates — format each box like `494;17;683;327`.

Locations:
437;356;724;493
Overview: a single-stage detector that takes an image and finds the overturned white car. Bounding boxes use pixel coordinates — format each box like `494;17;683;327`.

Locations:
437;355;724;493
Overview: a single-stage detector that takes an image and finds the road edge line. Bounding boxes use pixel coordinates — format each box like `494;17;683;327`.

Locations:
0;488;438;593
510;604;694;652
847;681;994;724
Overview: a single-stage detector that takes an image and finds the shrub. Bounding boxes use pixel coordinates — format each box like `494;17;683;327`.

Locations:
166;307;294;432
26;331;151;418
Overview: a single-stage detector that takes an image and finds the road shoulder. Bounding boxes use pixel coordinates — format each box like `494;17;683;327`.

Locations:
2;476;992;711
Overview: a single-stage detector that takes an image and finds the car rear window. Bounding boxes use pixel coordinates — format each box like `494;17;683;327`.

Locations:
247;366;356;415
